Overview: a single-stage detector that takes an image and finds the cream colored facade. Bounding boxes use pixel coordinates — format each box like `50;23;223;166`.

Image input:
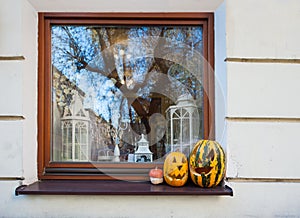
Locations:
0;0;300;217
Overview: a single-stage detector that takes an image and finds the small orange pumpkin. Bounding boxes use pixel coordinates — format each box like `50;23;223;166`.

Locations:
163;152;188;187
149;167;163;185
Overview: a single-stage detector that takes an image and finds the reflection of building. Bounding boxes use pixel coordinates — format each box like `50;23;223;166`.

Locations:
88;109;114;161
52;67;114;162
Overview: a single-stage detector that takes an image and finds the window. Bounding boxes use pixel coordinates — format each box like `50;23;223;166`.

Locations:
38;13;215;180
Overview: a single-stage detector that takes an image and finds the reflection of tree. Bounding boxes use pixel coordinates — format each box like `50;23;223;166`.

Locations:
52;25;203;159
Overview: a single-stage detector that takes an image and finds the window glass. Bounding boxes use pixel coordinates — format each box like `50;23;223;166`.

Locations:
51;25;204;163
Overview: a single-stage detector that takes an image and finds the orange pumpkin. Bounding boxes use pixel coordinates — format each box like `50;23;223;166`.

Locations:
163;152;188;187
149;167;163;185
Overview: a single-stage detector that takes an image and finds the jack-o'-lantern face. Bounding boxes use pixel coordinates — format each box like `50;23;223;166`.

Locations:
189;140;226;188
164;152;188;187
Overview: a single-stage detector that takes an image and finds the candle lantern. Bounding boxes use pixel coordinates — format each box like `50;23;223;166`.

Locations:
61;91;90;161
134;134;153;162
166;94;200;157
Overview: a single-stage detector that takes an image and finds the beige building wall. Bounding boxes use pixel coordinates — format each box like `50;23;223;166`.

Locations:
0;0;299;217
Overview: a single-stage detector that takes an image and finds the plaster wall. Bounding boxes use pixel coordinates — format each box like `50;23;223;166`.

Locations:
1;182;300;218
0;0;299;217
226;0;300;58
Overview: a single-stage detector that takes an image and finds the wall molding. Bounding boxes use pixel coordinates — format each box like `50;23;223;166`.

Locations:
0;115;25;121
0;177;24;181
226;117;300;123
226;177;300;183
0;56;25;61
225;57;300;64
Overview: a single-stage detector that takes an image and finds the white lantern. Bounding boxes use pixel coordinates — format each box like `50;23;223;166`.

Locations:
61;91;90;161
166;94;200;157
134;134;153;162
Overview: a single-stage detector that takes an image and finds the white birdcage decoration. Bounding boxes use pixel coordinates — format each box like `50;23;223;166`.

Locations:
166;94;200;157
134;134;153;162
61;91;90;161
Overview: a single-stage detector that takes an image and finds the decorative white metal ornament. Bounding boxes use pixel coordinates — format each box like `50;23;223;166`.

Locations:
134;134;153;162
113;137;120;162
61;90;90;161
166;94;200;157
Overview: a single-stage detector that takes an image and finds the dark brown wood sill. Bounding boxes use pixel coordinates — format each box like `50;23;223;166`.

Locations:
15;180;233;196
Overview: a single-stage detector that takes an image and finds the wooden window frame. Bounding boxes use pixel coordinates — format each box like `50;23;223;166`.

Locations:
38;12;215;180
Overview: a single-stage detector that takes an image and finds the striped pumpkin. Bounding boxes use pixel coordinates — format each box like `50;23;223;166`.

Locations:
189;140;226;188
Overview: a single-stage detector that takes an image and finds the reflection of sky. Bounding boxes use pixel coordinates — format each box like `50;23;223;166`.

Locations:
51;26;203;128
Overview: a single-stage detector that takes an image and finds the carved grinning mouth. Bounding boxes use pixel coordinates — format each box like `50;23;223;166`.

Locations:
168;174;186;180
195;166;212;174
168;165;187;179
194;149;215;174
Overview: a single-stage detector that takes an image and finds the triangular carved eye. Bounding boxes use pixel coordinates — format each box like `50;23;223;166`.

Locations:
173;157;177;163
182;157;186;163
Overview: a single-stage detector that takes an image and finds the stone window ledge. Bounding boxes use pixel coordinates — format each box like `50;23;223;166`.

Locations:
15;180;233;196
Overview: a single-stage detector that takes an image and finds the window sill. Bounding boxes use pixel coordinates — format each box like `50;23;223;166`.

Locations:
15;180;233;196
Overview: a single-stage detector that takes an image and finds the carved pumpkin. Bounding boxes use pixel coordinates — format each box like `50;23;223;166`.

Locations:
163;152;188;187
189;140;226;188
